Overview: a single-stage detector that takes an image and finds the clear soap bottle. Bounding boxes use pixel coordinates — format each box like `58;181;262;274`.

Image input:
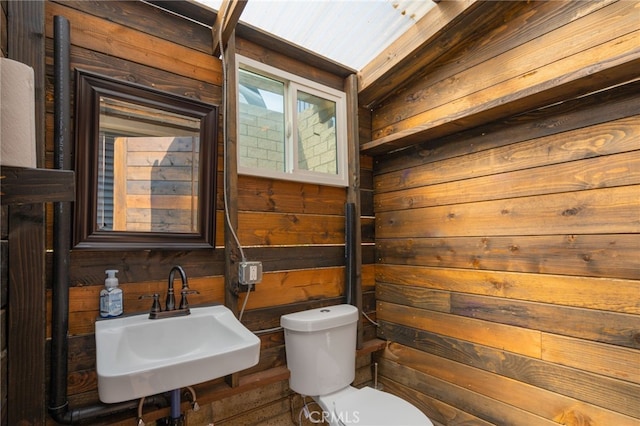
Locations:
99;269;123;318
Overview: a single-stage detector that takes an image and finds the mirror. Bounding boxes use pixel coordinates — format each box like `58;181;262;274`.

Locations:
74;70;218;249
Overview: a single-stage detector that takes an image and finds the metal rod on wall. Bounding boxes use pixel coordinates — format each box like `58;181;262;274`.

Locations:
49;14;72;418
345;202;357;306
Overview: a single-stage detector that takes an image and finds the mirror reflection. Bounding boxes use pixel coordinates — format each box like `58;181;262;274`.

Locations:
97;97;201;233
73;70;217;249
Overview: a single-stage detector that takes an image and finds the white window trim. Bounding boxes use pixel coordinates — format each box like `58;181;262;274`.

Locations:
236;55;348;187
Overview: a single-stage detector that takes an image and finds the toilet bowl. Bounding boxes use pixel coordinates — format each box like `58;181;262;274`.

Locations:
281;304;433;426
315;385;432;426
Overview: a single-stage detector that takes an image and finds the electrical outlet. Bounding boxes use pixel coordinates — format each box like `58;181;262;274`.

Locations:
239;261;262;285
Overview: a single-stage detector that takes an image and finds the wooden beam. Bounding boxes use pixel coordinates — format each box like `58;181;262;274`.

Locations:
222;30;241;389
345;74;363;350
212;0;247;57
358;0;483;108
6;2;47;424
0;167;75;205
7;205;46;425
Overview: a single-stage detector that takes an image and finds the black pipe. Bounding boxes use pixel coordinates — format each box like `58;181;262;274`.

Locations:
48;15;173;424
344;202;357;305
49;14;72;419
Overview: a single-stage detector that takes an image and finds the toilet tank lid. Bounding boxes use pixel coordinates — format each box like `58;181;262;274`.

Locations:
281;304;358;332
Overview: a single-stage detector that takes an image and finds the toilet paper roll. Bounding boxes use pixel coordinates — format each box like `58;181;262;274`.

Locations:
1;58;37;168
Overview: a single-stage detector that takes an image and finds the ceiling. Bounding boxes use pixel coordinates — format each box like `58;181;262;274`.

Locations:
195;0;436;71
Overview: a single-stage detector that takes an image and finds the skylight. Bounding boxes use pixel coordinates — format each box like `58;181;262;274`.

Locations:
196;0;436;70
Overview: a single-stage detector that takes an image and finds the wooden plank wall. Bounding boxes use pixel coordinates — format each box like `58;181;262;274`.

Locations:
363;0;640;154
370;3;640;425
41;1;373;424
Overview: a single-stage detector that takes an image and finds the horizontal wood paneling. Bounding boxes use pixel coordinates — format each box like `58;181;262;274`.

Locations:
373;7;640;419
378;301;542;358
377;185;640;238
360;0;610;108
362;1;640;154
237;175;346;214
376;265;640;314
376;234;640;280
375;117;640;201
378;377;488;426
379;358;558;426
50;0;214;55
374;78;640;176
42;2;369;424
372;1;637;136
46;2;222;84
239;268;345;311
378;322;640;419
450;293;640;349
237;211;346;246
378;343;639;426
541;333;640;384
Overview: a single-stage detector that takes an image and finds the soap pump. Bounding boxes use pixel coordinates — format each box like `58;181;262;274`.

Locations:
100;269;123;318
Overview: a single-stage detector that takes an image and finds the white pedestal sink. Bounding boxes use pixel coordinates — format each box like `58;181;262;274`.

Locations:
95;304;260;403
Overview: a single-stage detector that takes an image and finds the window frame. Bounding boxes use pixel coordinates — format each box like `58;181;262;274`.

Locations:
236;55;348;187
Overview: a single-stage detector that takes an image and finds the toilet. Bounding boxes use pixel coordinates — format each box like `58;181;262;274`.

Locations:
281;304;433;426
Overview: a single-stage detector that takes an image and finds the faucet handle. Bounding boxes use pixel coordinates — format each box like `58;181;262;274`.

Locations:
139;293;161;314
179;289;200;310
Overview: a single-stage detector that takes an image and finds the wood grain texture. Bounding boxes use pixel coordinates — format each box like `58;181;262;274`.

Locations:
376;234;640;280
372;14;640;419
379;343;640;426
376;185;640;238
46;2;222;84
372;1;637;135
541;333;640;384
450;293;640;349
374;116;640;197
360;0;613;108
376;264;640;315
377;301;542;358
378;323;640;419
363;1;640;154
374;78;640;175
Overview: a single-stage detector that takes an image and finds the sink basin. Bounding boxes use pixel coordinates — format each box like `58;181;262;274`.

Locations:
95;304;260;403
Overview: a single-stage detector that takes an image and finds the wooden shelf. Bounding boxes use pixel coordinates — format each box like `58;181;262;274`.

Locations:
1;165;75;205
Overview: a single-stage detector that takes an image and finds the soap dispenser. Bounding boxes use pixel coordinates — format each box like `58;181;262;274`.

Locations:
100;269;123;318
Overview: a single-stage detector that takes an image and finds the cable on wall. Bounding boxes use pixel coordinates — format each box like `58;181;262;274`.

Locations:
218;6;246;264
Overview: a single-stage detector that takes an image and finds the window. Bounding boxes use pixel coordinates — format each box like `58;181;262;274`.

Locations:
237;56;348;187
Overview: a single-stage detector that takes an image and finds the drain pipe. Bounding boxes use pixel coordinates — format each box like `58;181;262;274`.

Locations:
344;202;363;349
344;202;357;306
48;15;172;424
48;14;72;420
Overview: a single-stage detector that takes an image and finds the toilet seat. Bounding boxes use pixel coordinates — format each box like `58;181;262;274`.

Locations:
315;386;433;426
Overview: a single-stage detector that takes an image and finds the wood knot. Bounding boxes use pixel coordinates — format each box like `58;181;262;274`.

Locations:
562;207;580;216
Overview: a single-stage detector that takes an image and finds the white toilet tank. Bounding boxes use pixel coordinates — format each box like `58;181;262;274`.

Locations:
281;304;358;396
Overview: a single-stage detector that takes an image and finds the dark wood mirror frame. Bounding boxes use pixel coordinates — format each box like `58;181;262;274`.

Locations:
73;70;218;249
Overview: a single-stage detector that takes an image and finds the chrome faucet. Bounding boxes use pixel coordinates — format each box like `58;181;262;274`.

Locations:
139;265;199;319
